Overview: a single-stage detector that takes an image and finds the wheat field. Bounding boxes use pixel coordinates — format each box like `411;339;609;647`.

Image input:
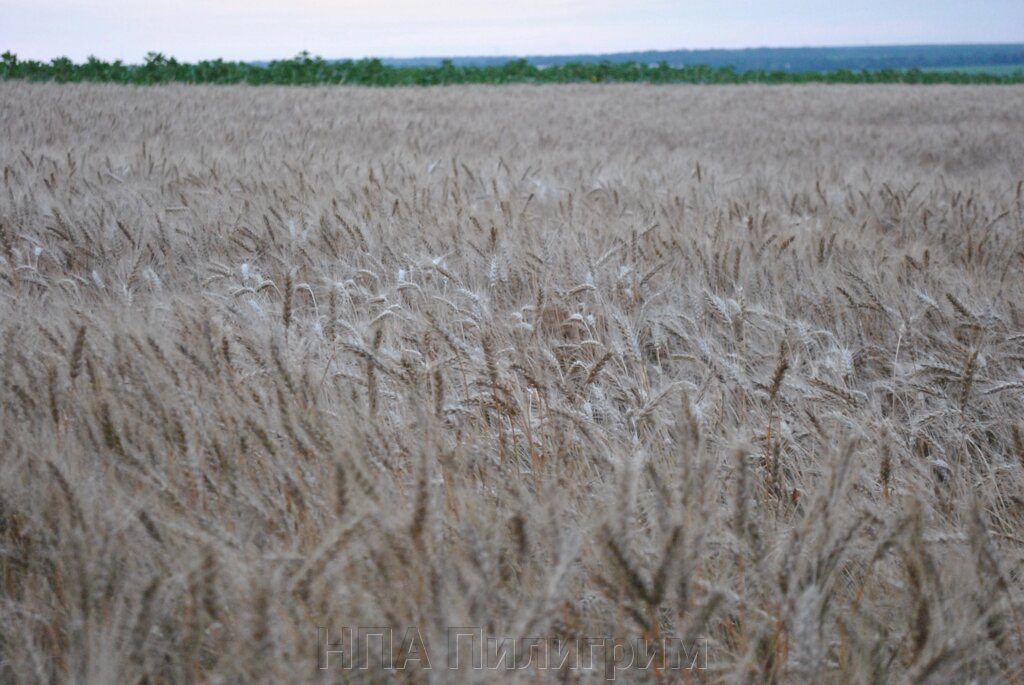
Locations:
2;82;1024;683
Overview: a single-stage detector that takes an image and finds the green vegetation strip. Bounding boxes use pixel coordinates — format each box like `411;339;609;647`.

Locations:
3;51;1023;85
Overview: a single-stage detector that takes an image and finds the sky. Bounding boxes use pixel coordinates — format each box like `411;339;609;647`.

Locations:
2;0;1023;63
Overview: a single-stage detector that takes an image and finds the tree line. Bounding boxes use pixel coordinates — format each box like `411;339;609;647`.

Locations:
2;51;1022;86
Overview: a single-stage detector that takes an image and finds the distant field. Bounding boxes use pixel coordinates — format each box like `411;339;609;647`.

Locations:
920;64;1024;75
2;83;1024;683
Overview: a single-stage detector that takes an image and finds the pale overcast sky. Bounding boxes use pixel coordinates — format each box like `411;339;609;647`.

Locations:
2;0;1022;62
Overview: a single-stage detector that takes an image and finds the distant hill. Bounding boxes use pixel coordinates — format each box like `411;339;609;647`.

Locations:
375;43;1024;72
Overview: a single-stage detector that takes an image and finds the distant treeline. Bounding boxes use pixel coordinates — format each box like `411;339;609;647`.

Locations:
384;43;1024;72
2;51;1022;86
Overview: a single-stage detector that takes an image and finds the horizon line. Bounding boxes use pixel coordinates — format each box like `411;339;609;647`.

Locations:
4;41;1023;65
